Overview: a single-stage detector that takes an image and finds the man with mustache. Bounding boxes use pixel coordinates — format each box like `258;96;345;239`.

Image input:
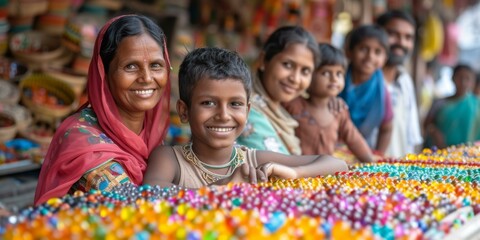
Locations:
376;10;423;158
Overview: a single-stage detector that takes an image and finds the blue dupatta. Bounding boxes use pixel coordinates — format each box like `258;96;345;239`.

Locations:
339;67;386;146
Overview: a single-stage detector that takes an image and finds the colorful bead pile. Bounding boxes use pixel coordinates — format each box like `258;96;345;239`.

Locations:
2;145;480;239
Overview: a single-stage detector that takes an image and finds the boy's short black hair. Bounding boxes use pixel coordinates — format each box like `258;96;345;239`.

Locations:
376;9;416;28
178;47;252;107
318;43;347;69
347;25;389;52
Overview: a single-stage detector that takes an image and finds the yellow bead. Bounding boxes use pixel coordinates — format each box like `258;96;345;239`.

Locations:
46;198;63;208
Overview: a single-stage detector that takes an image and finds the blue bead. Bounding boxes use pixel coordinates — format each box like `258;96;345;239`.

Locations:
264;211;286;233
320;222;332;238
187;231;201;240
134;231;150;240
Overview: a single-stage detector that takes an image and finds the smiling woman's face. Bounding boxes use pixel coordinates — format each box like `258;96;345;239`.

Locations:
260;42;315;104
107;33;168;117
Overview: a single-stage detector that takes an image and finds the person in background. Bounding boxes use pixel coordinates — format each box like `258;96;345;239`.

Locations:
284;43;373;163
376;10;423;158
475;72;480;97
34;15;172;205
235;26;320;155
235;26;346;155
423;64;480;148
339;25;393;154
143;47;347;188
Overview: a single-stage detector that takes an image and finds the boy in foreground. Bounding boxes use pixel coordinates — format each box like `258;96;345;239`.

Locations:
143;47;347;188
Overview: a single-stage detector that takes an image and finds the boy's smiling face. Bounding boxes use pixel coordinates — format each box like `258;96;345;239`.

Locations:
177;78;250;149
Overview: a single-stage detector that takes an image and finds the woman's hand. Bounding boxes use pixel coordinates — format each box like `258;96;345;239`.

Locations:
327;97;348;115
256;162;298;179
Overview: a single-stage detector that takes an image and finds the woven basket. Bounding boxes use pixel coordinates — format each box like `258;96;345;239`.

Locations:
36;15;68;36
0;112;17;143
0;103;32;132
9;31;64;67
8;15;35;33
45;67;87;96
18;120;53;146
47;48;75;70
0;80;20;104
86;0;123;10
19;73;78;119
8;0;49;17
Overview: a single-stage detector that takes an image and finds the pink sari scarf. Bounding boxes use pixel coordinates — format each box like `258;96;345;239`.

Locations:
34;15;171;205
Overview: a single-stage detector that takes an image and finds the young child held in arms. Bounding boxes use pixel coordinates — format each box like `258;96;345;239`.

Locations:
143;47;348;188
339;25;393;154
284;43;373;163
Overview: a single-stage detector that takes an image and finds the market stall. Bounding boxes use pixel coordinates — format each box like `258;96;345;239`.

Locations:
2;144;480;239
1;1;480;239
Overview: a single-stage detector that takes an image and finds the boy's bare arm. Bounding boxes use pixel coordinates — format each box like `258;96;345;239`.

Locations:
143;146;180;187
255;151;348;178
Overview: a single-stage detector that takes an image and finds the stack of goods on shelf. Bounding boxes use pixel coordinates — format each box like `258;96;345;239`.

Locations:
61;3;107;75
36;0;74;36
0;52;38;210
0;0;107;146
2;144;479;239
7;0;48;34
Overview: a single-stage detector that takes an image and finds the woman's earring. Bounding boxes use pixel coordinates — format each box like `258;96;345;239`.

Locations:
180;115;188;123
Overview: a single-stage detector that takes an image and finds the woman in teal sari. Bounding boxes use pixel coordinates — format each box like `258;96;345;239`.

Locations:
424;64;480;148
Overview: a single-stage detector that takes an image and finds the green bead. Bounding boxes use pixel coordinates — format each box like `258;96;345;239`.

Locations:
94;226;107;240
204;231;218;240
232;198;242;207
464;176;472;182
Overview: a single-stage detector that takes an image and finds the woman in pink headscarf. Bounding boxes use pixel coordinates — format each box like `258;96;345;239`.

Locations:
34;14;171;205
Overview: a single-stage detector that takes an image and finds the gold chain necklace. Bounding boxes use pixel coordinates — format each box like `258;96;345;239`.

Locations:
201;147;238;169
181;143;245;184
